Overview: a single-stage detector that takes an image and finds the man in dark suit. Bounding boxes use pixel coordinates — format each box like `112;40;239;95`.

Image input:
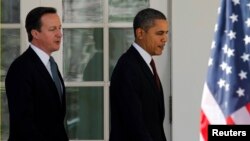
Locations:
5;7;69;141
109;8;169;141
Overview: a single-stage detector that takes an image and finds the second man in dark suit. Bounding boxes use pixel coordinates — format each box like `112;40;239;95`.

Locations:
109;8;169;141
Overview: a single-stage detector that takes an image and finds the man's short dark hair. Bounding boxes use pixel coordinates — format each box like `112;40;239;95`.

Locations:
25;7;57;42
133;8;167;37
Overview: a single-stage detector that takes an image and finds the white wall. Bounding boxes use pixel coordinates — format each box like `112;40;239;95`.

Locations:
171;0;219;141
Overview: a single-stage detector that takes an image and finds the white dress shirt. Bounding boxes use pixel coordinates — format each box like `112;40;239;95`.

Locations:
30;43;53;77
132;42;153;73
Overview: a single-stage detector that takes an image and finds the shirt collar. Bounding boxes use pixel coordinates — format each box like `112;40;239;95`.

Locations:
132;42;152;65
30;43;50;67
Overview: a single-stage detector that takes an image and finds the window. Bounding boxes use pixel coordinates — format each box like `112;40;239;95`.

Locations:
62;0;148;140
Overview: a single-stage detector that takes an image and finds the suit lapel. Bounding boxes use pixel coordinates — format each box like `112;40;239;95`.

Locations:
26;47;53;82
26;47;63;105
128;46;165;119
128;46;156;86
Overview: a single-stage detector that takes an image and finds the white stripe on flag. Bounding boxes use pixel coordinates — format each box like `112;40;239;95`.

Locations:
201;83;226;124
200;133;205;141
231;106;250;124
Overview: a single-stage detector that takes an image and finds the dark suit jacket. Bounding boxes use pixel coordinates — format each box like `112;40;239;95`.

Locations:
109;46;167;141
5;47;69;141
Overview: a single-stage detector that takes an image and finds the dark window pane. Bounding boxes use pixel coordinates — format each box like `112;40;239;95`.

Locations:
109;0;149;22
62;0;103;23
1;87;9;140
109;28;133;78
1;29;20;80
66;87;103;139
1;0;20;23
63;28;103;81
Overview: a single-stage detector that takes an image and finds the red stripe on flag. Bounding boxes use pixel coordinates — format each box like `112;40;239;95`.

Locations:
246;103;250;113
226;116;235;125
200;110;210;141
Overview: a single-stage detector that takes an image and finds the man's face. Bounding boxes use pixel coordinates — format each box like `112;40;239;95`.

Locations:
32;13;62;55
139;19;169;56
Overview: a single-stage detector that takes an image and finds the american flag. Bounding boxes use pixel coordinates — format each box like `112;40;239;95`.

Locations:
200;0;250;141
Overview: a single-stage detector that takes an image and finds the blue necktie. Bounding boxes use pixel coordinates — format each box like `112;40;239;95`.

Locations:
50;56;62;101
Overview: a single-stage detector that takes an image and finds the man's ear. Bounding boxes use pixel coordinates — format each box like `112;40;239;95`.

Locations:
135;28;144;39
31;29;39;39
